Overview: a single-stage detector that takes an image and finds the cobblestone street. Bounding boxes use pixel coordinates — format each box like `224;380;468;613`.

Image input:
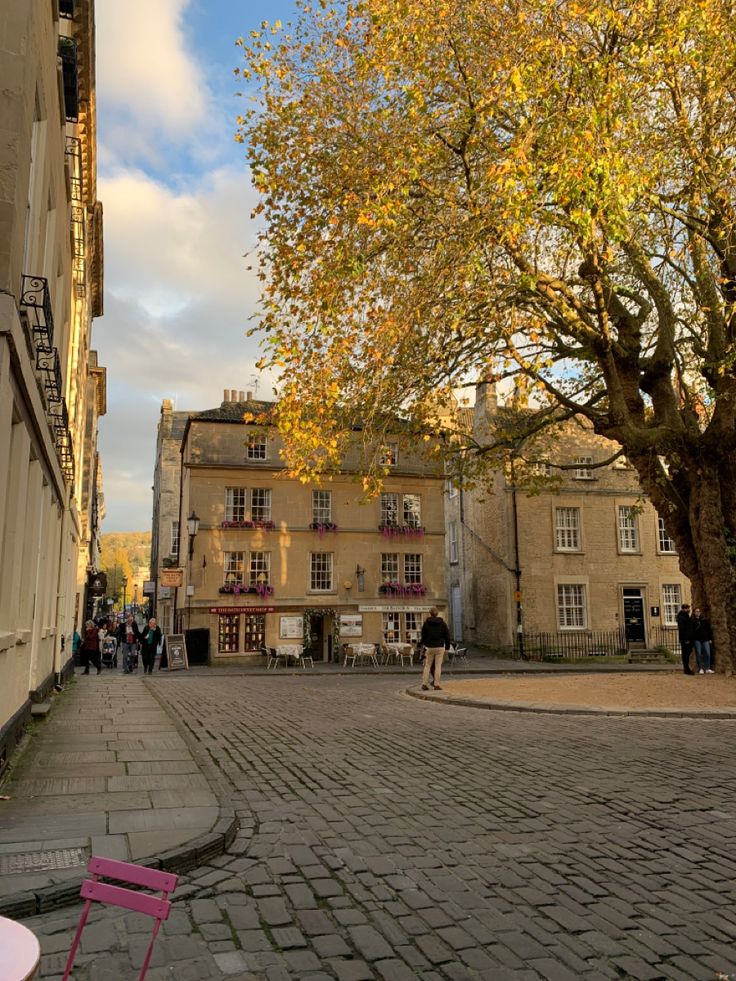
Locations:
26;674;736;980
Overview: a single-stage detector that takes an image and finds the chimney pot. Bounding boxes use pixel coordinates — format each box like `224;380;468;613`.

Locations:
246;391;253;401
223;389;229;402
239;390;245;401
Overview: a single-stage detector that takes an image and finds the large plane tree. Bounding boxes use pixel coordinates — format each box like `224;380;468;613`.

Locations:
239;0;736;672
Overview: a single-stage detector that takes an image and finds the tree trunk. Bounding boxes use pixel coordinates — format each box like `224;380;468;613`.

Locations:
686;469;736;676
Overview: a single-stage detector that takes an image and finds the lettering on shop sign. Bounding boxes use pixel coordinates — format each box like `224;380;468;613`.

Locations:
165;634;189;671
208;607;276;614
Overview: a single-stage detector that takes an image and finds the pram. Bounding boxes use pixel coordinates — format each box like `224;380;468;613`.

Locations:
101;636;118;668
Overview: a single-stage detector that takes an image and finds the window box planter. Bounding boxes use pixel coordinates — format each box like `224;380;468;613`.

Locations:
221;520;275;530
378;582;427;596
378;524;425;538
219;583;274;596
309;521;338;535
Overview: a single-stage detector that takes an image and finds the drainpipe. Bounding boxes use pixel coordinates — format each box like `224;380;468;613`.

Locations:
510;456;525;660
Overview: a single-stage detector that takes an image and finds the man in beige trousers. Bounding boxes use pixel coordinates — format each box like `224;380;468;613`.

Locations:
420;607;451;691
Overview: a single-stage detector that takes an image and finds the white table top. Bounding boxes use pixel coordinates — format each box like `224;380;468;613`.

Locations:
0;915;41;980
277;644;303;656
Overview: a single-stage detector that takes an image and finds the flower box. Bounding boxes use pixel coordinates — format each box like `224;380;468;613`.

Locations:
309;521;339;535
378;582;427;596
219;583;274;596
221;520;275;530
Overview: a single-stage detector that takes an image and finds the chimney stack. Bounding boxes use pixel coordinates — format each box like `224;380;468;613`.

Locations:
246;391;253;401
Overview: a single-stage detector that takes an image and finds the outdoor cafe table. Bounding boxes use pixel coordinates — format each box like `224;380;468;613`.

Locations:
0;915;41;980
276;644;303;666
384;643;414;665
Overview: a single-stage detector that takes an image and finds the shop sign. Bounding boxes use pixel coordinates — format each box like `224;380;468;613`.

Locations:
158;586;171;599
280;615;303;638
208;606;275;614
340;614;363;637
359;605;433;613
143;580;155;594
160;568;183;587
165;633;189;671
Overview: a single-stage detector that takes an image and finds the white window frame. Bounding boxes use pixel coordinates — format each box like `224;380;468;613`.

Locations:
447;480;458;499
248;550;271;586
557;583;587;629
449;521;458;564
223;551;245;586
662;584;681;626
382;611;400;642
380;493;399;526
170;520;179;557
380;443;399;467
574;456;594;480
404;553;422;584
403;494;421;528
251;487;272;522
618;505;639;552
381;553;399;583
225;487;247;523
555;507;581;552
246;433;268;460
310;552;333;591
658;516;677;554
404;612;421;644
312;490;332;524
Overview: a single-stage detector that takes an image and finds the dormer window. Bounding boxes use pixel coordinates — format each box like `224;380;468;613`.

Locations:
574;456;594;479
246;433;268;460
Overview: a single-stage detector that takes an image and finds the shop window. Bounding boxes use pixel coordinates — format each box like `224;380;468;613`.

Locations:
243;613;265;651
382;611;400;642
218;614;239;653
404;611;421;644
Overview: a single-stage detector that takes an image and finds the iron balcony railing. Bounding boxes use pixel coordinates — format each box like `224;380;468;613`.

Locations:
20;275;54;353
514;628;629;661
65;136;83;202
37;346;63;404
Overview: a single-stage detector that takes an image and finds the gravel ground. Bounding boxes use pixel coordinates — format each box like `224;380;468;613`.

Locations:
440;671;736;709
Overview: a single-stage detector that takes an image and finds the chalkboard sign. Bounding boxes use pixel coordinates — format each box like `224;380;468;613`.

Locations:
165;634;189;671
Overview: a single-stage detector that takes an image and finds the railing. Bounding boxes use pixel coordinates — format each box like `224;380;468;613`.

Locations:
20;275;54;352
515;629;629;661
650;625;680;651
65;137;83;201
37;346;63;403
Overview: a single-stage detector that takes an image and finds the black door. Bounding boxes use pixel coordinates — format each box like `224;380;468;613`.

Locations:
623;593;645;643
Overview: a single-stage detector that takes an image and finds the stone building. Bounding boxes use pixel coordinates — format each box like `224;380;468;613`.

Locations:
150;399;191;632
0;0;105;771
446;381;690;653
152;391;447;662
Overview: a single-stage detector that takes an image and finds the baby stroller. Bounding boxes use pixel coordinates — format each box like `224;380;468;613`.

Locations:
100;636;118;669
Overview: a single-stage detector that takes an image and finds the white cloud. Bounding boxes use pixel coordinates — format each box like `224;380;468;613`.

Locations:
96;0;208;137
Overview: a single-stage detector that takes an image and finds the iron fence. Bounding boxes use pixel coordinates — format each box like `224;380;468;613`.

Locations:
515;629;628;661
649;625;680;651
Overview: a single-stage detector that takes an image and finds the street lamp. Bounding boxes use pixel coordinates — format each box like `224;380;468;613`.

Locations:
187;510;200;559
186;510;200;630
122;575;128;613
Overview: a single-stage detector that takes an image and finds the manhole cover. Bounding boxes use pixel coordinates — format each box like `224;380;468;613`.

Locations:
0;847;88;875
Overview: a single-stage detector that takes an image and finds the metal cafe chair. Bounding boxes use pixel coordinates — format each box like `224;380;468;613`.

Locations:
62;856;178;981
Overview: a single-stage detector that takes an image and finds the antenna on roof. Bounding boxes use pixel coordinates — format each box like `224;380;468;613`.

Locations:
249;375;260;398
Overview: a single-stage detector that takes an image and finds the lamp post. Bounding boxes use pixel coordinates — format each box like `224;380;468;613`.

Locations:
122;575;128;614
186;510;200;630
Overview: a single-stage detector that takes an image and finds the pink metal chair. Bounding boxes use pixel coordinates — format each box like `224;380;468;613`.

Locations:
62;856;179;981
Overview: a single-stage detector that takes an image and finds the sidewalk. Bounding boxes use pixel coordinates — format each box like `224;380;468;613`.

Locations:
0;672;235;918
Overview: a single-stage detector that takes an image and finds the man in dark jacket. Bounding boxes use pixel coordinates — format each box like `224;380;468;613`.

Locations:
676;603;693;675
691;608;714;674
117;614;140;674
420;607;451;691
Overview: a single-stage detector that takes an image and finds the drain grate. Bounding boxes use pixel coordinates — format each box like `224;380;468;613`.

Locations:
0;846;88;875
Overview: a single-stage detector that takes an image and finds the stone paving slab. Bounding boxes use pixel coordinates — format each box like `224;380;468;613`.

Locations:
0;671;229;907
13;673;736;979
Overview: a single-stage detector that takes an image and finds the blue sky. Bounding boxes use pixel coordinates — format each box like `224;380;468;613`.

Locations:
95;0;299;531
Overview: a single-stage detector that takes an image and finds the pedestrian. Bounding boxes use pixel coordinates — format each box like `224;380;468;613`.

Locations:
81;619;101;675
420;607;451;691
71;626;82;665
691;608;714;674
117;613;140;674
140;618;162;675
676;603;694;675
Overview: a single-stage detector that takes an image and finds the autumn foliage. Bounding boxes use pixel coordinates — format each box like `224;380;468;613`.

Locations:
238;0;736;670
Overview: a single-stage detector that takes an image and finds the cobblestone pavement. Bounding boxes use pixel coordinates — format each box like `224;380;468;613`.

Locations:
25;674;736;980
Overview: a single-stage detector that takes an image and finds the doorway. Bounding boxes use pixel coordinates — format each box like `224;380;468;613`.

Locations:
307;613;334;662
622;588;646;646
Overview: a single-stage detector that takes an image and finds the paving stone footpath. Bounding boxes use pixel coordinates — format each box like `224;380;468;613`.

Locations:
14;672;736;979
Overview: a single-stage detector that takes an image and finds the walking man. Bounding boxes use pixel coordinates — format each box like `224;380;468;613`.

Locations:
118;613;140;674
676;603;694;675
420;607;451;691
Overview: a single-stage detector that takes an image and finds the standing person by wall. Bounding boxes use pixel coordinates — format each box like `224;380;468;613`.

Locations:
140;618;162;675
81;620;101;675
676;603;694;676
691;608;714;674
420;607;451;692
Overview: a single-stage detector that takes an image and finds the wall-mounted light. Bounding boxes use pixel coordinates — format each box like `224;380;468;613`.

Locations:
187;510;200;559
